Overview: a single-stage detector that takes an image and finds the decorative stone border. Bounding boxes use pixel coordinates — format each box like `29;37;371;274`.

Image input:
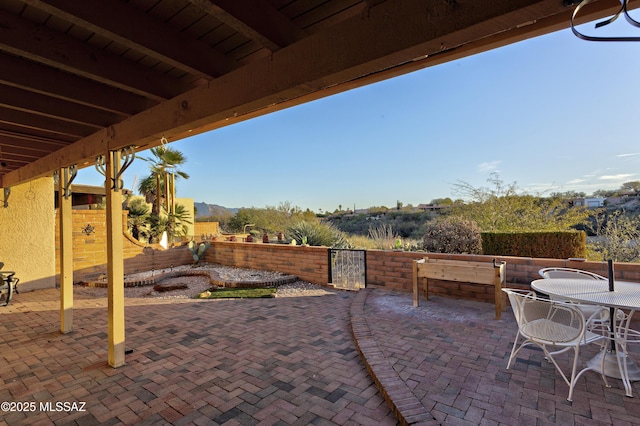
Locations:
85;268;299;289
350;289;434;425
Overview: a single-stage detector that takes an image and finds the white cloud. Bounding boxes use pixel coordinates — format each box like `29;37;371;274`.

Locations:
599;174;634;180
616;153;640;158
567;178;587;184
477;161;501;173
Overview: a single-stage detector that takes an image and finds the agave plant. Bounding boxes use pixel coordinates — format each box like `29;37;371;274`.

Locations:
286;220;349;248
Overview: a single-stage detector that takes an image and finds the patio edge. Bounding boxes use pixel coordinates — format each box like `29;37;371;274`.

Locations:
350;289;435;425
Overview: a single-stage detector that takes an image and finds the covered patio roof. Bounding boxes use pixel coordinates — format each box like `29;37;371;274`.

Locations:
0;0;632;188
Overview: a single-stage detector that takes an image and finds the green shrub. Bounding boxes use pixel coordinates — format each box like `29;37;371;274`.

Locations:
482;231;586;258
423;216;482;254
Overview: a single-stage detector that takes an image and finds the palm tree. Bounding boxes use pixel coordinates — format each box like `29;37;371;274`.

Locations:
137;146;189;215
137;146;190;243
126;197;151;241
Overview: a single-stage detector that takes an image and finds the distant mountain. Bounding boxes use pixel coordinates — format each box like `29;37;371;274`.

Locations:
194;202;237;218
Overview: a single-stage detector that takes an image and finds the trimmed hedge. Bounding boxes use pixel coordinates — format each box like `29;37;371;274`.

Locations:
481;231;586;259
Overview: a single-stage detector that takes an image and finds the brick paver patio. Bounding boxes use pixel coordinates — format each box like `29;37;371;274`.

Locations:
1;285;640;425
0;288;395;425
359;289;640;425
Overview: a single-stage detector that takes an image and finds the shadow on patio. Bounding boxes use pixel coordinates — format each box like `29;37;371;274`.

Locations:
1;286;639;425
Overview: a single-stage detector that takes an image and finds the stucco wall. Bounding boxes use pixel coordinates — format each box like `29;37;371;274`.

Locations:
194;221;220;238
0;177;56;291
175;197;194;239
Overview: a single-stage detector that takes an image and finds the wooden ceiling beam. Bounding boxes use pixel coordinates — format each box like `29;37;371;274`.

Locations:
0;153;33;164
0;85;125;128
290;0;364;32
0;126;76;145
0;138;68;155
22;0;239;79
188;0;307;51
0;147;48;160
0;8;188;101
0;52;156;115
0;107;94;139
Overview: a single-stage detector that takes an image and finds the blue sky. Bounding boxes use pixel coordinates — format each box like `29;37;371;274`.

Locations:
76;22;640;213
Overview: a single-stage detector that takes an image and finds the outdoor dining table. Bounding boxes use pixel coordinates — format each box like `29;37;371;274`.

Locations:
530;278;640;397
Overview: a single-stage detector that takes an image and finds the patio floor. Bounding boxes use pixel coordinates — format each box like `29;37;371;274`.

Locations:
1;285;639;425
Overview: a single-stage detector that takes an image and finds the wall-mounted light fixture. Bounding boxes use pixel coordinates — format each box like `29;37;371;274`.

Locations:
2;187;9;208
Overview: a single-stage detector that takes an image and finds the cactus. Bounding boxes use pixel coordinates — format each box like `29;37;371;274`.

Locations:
188;241;211;265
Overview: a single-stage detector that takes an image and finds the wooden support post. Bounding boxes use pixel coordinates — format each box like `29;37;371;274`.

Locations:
105;150;125;368
155;174;161;215
58;168;74;334
169;172;175;215
412;259;419;307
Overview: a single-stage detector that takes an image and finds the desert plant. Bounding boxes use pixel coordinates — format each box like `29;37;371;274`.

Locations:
143;203;192;244
138;146;189;215
345;234;377;249
126;196;151;241
588;210;640;262
188;241;211;265
286;220;349;248
167;203;192;239
367;223;398;249
227;202;317;234
423;216;482;254
452;172;592;232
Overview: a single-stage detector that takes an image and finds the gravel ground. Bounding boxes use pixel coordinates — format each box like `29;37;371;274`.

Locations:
78;263;336;300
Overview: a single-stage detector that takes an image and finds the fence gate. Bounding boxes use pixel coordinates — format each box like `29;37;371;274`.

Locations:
329;249;366;291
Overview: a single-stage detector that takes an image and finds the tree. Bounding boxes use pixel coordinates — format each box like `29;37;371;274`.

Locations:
137;145;190;243
592;189;617;198
549;191;586;200
137;146;190;215
227;202;317;234
620;181;640;195
227;208;256;232
368;206;389;213
126;196;151;241
452;173;592;232
589;210;640;262
430;198;453;206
